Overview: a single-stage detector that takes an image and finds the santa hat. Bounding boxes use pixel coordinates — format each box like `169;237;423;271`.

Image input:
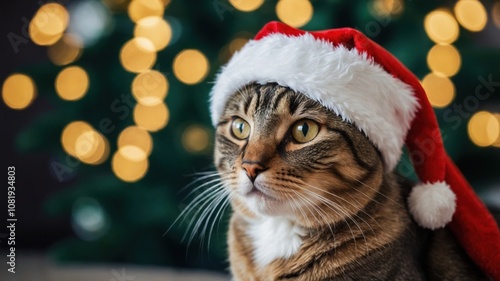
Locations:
209;21;500;279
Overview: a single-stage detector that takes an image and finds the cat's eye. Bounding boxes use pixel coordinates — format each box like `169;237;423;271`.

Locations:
231;117;251;140
291;120;319;143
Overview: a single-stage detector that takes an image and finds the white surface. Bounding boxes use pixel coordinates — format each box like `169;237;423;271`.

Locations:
0;252;229;281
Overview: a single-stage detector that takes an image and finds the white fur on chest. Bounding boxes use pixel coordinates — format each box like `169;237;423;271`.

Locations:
247;217;306;268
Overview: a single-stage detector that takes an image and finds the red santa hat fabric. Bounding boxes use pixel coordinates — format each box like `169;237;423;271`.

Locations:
209;21;500;280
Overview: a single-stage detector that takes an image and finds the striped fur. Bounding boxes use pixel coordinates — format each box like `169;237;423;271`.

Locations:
212;83;485;281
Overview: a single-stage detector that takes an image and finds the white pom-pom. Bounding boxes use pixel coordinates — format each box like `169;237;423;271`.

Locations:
408;181;456;230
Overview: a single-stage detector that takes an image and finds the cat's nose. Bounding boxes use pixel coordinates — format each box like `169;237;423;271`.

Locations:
242;162;266;182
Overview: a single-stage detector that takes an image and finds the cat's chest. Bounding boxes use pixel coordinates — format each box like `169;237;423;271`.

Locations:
247;217;306;268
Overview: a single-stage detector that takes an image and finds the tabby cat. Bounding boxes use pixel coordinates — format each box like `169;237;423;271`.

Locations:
211;82;485;281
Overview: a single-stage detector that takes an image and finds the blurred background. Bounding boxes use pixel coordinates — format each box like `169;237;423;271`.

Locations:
1;0;500;279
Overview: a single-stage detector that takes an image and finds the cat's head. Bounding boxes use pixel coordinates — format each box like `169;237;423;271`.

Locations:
214;82;385;228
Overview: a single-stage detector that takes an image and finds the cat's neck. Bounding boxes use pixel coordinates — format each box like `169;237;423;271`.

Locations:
246;216;306;268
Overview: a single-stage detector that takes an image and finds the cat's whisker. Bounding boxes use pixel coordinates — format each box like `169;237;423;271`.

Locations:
299;181;379;237
345;174;404;209
292;183;365;252
182;178;222;202
178;182;226;228
179;171;224;192
163;182;221;237
186;188;227;250
198;188;230;251
165;182;226;241
343;192;382;233
185;186;227;245
288;188;323;229
197;189;226;239
209;193;233;247
348;201;382;243
335;175;415;236
197;193;227;251
299;180;378;229
290;189;343;258
165;168;233;253
287;190;315;231
313;193;366;254
289;188;337;245
181;173;232;201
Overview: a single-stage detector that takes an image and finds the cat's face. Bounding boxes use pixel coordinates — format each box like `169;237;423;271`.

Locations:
214;83;385;228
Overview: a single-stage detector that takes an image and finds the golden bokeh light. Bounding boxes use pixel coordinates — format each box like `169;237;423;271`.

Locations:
112;150;149;182
29;3;69;46
132;70;168;106
29;21;62;46
276;0;313;28
454;0;487;32
421;73;455;108
61;121;93;157
55;66;90;101
2;74;37;110
182;125;210;153
48;34;83;66
117;126;153;156
84;135;109;165
134;16;172;51
120;37;157;73
88;137;110;165
427;44;461;77
493;2;500;29
75;130;100;159
492;114;500;148
468;111;500;147
133;103;169;132
173;49;209;85
75;130;110;165
61;121;110;164
424;9;460;44
33;3;69;34
372;0;405;17
229;0;264;12
128;0;164;23
118;145;148;161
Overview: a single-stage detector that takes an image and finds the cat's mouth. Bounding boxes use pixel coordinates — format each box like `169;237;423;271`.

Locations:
246;185;278;201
